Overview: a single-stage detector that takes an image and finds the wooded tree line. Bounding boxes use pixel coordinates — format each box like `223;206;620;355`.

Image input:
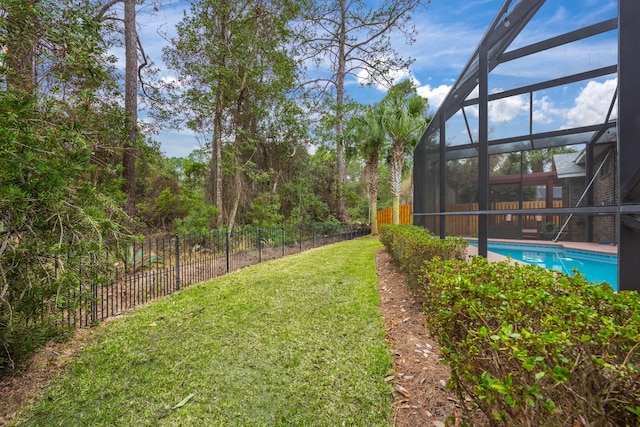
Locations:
1;0;572;372
0;0;429;368
1;0;428;234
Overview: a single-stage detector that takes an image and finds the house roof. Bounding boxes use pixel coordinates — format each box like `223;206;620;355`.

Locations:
553;152;585;179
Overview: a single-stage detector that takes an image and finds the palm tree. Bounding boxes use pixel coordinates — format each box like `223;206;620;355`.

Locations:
351;104;387;235
382;81;429;224
527;147;577;173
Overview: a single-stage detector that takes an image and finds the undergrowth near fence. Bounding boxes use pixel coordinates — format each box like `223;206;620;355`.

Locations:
15;238;392;426
379;224;640;426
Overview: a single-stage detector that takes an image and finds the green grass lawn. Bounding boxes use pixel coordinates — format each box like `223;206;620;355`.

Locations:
16;238;393;426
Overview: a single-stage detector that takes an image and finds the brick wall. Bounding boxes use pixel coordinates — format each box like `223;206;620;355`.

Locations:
593;150;618;243
564;177;587;241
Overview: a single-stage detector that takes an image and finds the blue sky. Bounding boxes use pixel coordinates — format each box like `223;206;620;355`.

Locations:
131;0;619;158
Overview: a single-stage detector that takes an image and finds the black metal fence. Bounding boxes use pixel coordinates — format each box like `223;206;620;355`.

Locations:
60;223;369;328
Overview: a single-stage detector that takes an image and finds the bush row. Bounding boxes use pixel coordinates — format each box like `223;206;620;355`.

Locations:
379;224;467;283
379;225;640;426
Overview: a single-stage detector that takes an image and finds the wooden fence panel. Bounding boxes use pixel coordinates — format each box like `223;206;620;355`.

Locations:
376;205;412;232
377;201;565;237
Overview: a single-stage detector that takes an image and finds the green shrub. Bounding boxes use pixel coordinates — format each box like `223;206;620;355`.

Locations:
421;256;640;426
0;90;125;371
248;193;284;227
379;224;467;283
379;225;640;424
312;217;342;235
174;203;220;235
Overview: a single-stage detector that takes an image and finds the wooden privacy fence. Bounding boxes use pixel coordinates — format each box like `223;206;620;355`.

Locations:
376;205;412;231
445;201;564;236
377;201;564;236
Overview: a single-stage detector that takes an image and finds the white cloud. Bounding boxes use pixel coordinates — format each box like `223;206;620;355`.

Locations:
532;95;560;125
488;94;527;123
463;89;526;124
160;75;189;89
467;86;479;100
547;6;569;26
566;78;618;127
416;84;451;110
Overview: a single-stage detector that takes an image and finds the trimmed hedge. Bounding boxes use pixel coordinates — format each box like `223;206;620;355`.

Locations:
379;225;640;426
379;224;467;283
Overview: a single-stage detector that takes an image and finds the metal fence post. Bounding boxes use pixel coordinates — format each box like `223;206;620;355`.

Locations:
131;240;136;308
90;254;98;324
175;234;181;291
225;230;230;273
258;227;262;263
91;281;98;324
281;225;285;257
323;224;327;245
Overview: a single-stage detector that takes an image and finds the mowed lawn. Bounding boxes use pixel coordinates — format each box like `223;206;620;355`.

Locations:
16;238;393;426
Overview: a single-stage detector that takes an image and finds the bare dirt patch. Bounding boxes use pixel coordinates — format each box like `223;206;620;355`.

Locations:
0;325;106;426
375;248;489;427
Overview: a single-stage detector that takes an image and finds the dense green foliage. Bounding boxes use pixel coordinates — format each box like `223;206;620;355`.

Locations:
380;225;640;425
16;239;393;426
423;257;640;425
0;0;129;370
0;91;121;370
379;224;468;282
1;0;409;369
162;0;330;229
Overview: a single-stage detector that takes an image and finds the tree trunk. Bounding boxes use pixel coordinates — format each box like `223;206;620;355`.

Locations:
334;0;348;223
366;152;379;235
227;171;242;231
209;21;227;226
210;75;225;226
390;141;404;225
210;99;224;224
226;72;249;231
122;0;137;216
369;168;379;235
371;193;378;235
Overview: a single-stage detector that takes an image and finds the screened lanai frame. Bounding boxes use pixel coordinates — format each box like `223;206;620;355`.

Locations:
413;1;640;291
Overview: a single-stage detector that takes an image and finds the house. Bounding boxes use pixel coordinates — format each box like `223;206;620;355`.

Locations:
411;1;640;290
553;138;617;244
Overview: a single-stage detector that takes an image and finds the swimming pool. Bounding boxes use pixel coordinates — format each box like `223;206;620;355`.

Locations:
468;241;618;291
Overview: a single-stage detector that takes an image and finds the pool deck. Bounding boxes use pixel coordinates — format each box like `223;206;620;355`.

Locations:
466;239;617;263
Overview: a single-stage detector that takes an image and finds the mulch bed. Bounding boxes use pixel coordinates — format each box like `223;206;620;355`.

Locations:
375;248;489;427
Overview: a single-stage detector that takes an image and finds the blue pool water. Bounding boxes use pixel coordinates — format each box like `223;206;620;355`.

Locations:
468;242;618;291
